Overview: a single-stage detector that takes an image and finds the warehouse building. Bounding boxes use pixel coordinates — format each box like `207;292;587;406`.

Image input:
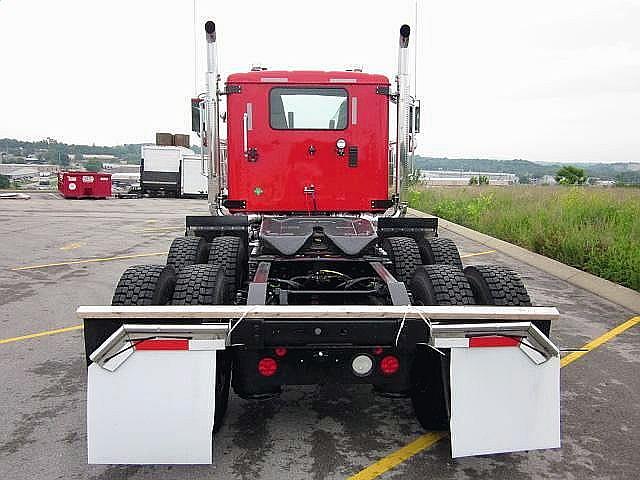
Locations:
419;170;518;186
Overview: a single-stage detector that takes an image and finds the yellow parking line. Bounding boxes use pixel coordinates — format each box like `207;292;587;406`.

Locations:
560;316;640;368
10;251;168;271
347;314;640;479
460;250;496;259
0;325;83;345
347;432;446;480
60;242;85;251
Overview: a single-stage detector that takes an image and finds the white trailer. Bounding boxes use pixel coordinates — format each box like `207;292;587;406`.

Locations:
180;155;208;197
140;145;194;196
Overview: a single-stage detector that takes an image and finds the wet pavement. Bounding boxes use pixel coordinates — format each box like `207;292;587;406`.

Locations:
0;194;638;479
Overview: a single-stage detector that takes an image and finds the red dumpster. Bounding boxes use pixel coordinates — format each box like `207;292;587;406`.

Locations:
58;171;112;199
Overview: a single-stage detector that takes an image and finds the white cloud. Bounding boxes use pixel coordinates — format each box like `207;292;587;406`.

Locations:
0;0;638;162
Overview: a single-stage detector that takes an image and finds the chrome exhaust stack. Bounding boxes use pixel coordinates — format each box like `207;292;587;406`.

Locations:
204;21;222;215
394;24;411;212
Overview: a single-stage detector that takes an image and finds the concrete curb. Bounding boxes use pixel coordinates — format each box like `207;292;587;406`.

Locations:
408;208;640;313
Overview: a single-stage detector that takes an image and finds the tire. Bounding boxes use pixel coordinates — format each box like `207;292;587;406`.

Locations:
463;264;550;336
171;264;227;306
85;265;176;364
170;264;231;431
419;238;462;268
409;264;475;431
382;237;422;284
409;265;475;306
111;264;176;306
208;236;248;298
167;236;209;271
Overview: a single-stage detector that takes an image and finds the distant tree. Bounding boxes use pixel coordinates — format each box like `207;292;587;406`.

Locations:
0;174;10;189
555;166;586;185
519;175;531;184
85;159;102;172
469;176;478;185
478;175;489;185
58;151;70;166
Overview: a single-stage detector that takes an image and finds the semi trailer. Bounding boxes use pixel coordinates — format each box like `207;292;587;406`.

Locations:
79;21;561;464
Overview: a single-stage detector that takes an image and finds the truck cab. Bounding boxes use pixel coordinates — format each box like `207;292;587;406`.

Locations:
224;71;391;214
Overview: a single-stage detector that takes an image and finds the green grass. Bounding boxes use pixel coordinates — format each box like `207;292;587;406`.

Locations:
409;186;640;292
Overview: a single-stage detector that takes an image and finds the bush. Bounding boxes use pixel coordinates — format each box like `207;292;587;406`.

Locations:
409;186;640;291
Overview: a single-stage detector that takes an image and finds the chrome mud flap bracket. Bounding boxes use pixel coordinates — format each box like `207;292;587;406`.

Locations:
430;322;561;458
86;324;229;464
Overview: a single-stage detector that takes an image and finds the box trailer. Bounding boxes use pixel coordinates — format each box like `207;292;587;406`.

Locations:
140;145;194;196
180;155;208;197
58;171;111;199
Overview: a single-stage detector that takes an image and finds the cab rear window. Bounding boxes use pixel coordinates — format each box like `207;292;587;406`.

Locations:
269;88;348;130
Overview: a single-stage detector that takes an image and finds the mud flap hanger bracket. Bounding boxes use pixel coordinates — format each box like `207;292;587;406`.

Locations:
429;322;559;364
89;324;230;372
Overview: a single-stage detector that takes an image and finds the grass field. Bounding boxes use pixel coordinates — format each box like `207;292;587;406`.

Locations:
409;186;640;292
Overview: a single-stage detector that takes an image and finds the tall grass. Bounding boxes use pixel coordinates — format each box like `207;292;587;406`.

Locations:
409;186;640;292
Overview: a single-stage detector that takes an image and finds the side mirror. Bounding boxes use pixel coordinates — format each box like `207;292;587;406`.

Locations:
191;98;201;133
409;101;421;134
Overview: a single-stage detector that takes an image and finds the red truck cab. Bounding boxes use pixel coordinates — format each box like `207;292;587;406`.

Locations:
224;71;390;214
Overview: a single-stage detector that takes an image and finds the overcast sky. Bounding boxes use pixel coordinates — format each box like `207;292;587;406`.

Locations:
1;0;639;163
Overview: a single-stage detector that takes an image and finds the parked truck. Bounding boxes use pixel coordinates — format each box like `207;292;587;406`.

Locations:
79;21;561;464
140;144;195;197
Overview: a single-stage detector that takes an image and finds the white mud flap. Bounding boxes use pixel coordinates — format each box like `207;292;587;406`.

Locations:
86;325;228;464
431;322;560;458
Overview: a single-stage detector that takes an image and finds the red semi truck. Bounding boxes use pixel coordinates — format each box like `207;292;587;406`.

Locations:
79;21;561;464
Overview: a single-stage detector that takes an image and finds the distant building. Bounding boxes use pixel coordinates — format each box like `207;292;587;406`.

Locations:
102;163;140;173
419;170;518;186
592;179;616;187
0;163;59;176
80;154;118;160
535;175;557;185
2;167;38;181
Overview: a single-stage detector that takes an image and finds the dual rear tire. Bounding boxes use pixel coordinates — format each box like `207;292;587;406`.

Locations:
108;244;238;432
407;258;537;431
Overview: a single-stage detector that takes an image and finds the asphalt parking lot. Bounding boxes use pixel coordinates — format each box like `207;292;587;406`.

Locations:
1;194;638;480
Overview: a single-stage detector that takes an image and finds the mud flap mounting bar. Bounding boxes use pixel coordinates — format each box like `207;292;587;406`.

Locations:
78;304;559;321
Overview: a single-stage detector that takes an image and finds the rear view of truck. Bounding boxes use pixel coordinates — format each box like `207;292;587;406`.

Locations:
79;20;561;465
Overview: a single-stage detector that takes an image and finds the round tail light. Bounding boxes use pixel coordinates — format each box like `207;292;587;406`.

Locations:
258;357;278;377
379;355;400;376
351;354;374;377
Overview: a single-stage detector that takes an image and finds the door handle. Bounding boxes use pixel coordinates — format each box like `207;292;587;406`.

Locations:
243;112;248;157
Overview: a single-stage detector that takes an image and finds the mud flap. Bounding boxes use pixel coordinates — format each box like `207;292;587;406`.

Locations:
87;326;227;464
448;341;560;457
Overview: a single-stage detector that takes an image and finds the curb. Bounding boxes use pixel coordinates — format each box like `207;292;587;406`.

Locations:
408;208;640;313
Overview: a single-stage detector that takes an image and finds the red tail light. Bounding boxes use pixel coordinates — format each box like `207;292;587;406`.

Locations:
373;347;384;355
469;336;520;348
258;357;278;377
379;355;400;375
274;347;288;357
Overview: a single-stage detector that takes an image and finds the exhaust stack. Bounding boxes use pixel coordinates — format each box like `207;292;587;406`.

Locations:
204;21;221;215
395;24;411;209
